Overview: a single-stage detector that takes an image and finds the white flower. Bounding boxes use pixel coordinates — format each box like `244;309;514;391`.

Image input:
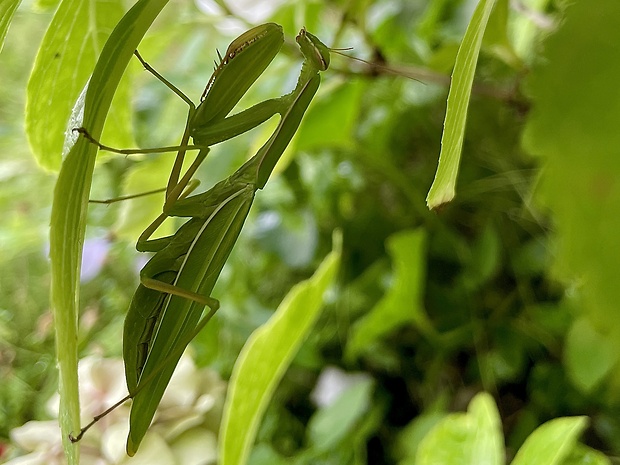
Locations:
7;421;64;465
8;352;225;464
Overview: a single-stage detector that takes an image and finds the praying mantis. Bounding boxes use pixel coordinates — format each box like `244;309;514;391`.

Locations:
70;23;330;455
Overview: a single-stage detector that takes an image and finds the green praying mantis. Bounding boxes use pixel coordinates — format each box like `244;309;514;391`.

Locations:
69;23;330;455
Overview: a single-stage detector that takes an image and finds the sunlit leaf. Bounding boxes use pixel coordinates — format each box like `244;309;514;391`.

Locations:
220;237;341;465
25;0;125;170
0;0;21;53
511;416;588;465
416;392;504;465
426;0;497;209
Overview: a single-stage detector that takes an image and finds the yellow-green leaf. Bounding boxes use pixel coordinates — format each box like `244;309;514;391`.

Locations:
26;0;124;170
219;236;341;465
0;0;21;53
426;0;497;209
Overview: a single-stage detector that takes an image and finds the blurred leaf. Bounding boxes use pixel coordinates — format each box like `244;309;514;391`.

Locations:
296;80;364;151
564;317;619;394
510;238;549;277
512;0;551;61
34;0;61;8
426;0;497;209
482;0;520;68
253;208;318;268
307;377;373;452
395;408;447;464
481;328;526;383
114;155;176;242
416;392;504;465
459;223;500;290
248;444;291;465
346;229;434;360
219;237;341;465
25;0;125;170
563;443;612;465
522;0;620;340
0;0;21;53
511;416;588;465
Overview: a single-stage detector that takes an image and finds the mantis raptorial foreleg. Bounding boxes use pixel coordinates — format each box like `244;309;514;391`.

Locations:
79;23;285;214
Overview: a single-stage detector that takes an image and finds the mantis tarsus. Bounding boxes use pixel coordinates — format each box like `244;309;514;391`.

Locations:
70;24;330;455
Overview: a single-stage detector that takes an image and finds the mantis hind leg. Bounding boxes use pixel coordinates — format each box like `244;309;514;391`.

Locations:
136;149;210;252
89;178;201;206
141;277;220;312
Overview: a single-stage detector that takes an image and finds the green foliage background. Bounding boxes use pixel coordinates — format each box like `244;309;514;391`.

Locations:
1;0;620;463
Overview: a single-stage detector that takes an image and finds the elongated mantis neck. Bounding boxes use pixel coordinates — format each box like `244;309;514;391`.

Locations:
227;28;331;190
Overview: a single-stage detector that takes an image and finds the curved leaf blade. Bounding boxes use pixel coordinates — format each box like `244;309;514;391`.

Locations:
25;0;125;170
426;0;497;209
0;0;21;53
511;416;588;465
220;238;341;465
346;228;435;360
416;392;504;465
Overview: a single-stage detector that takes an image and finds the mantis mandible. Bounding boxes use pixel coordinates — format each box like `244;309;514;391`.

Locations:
71;25;330;456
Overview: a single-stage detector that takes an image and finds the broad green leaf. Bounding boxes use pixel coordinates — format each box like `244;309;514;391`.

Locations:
346;229;434;360
307;377;374;451
564;317;618;394
511;417;588;465
25;0;125;170
0;0;21;53
416;392;504;465
219;238;341;465
522;0;620;341
49;1;169;462
426;0;497;209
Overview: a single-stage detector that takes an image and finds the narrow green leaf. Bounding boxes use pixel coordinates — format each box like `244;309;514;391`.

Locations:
49;1;169;462
346;229;434;360
219;237;341;465
511;417;588;465
0;0;21;53
25;0;124;170
416;392;504;465
426;0;497;209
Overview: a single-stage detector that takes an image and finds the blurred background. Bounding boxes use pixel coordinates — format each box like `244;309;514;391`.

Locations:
2;0;620;463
